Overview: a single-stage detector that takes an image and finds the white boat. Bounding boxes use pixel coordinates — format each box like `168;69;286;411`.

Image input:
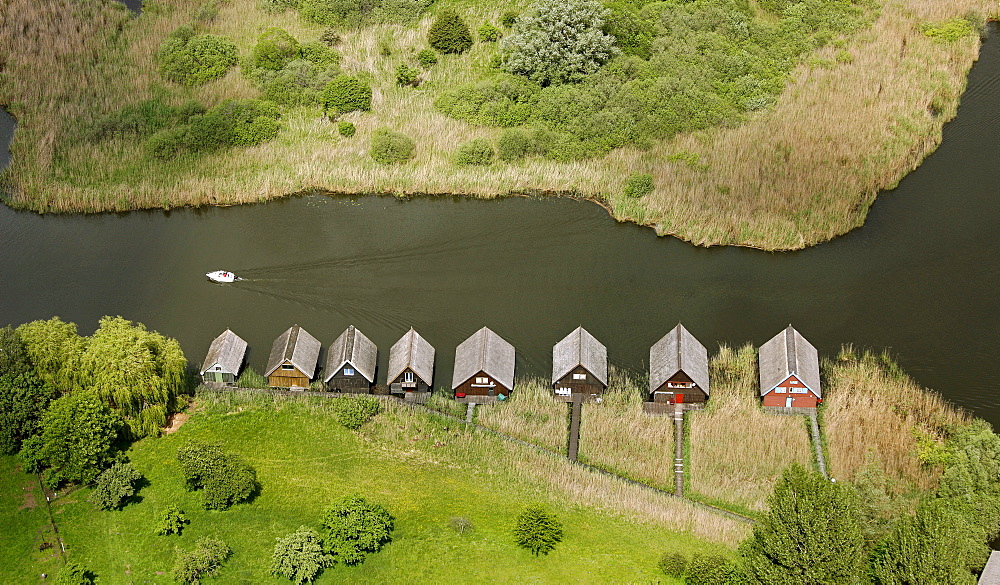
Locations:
206;270;238;283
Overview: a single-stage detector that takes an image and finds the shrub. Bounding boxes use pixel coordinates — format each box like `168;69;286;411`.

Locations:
319;28;341;46
496;128;535;161
90;460;143;510
369;128;415;164
338;121;356;137
172;537;230;584
147;99;281;159
236;368;268;389
396;64;419;87
0;326;52;456
658;552;687;577
455;138;495;166
300;41;339;66
272;526;332;583
176;440;258;510
416;48;438;68
434;76;539;127
259;0;300;13
686;553;733;585
146;126;191;159
623;173;654;198
921;18;975;43
157;505;188;536
428;9;473;54
479;22;501;42
322;76;372;116
157;26;238;86
331;396;381;429
500;0;618;85
319;495;394;565
449;517;474;535
253;28;301;71
500;11;518;28
513;504;563;555
300;0;432;28
53;562;93;585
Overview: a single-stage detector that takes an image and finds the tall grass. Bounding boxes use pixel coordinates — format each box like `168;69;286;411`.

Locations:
822;346;969;493
686;344;813;512
475;377;568;453
1;0;996;250
577;367;677;490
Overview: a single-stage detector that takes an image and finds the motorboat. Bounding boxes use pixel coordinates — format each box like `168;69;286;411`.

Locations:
206;270;239;283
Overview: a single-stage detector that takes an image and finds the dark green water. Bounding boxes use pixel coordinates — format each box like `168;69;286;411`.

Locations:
1;30;998;423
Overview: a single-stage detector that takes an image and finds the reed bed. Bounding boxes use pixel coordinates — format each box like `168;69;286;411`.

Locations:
822;346;969;493
475;377;568;453
577;368;676;490
687;344;813;512
1;0;996;249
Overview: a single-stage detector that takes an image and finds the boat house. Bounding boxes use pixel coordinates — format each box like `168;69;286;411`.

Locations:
452;327;515;402
324;325;377;393
648;324;710;406
265;325;321;389
387;328;435;395
551;326;607;400
200;329;247;385
759;325;821;409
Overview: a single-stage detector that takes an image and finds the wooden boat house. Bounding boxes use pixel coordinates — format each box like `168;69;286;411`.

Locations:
551;326;607;400
324;325;377;393
452;327;515;402
759;325;822;409
387;328;435;394
265;325;321;389
200;329;247;385
648;324;710;405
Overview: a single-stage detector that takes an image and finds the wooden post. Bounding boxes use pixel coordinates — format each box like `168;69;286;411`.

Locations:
674;405;684;496
567;395;582;462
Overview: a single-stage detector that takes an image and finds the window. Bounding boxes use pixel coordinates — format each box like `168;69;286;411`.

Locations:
775;387;786;393
791;387;808;394
572;373;587;381
281;364;294;370
475;377;489;385
403;371;415;383
344;368;355;376
215;366;221;371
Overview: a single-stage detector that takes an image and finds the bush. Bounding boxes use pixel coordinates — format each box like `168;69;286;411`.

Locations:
455;138;495;166
0;326;52;456
338;121;356;137
479;22;501;42
90;460;143;510
157;505;188;536
513;504;563;556
369;128;415;164
500;11;518;28
921;18;976;43
176;440;258;510
53;562;93;585
319;28;341;46
686;553;733;585
658;552;687;577
322;76;372;116
331;396;381;429
449;516;474;535
319;495;394;565
496;128;535;161
272;526;332;583
259;0;300;13
172;537;230;584
416;48;438;68
434;76;539;127
146;99;281;159
428;9;473;54
300;41;339;66
396;64;419;87
253;28;301;71
300;0;432;28
623;173;654;198
157;26;238;86
500;0;618;85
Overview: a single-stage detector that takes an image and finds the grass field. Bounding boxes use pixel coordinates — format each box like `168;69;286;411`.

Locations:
0;0;996;249
1;391;747;583
475;377;569;453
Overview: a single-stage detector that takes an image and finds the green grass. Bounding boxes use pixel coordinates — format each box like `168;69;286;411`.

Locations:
0;457;63;581
1;393;739;583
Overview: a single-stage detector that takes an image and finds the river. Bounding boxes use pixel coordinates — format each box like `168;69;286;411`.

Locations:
1;28;998;424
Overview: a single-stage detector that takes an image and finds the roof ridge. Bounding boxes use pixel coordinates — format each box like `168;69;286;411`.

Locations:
286;326;299;362
785;326;797;375
676;324;683;373
479;328;490;371
407;328;417;365
345;326;356;364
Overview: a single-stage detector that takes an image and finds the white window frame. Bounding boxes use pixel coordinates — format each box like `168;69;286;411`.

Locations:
774;387;787;393
281;364;295;371
403;371;415;383
475;377;489;385
343;367;355;376
572;373;587;381
791;387;808;394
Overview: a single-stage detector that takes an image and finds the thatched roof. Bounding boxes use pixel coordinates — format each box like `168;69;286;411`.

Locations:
552;326;607;386
649;324;710;395
265;325;321;379
200;329;247;375
324;325;377;383
979;551;1000;584
387;328;435;386
759;325;821;397
452;327;515;390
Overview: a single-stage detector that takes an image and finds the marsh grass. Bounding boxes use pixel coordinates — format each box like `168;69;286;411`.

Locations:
1;0;996;249
475;377;568;453
686;344;813;512
822;346;969;493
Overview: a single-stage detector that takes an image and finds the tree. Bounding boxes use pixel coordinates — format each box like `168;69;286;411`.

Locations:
272;526;332;583
90;460;143;510
53;562;93;585
513;504;563;556
253;28;301;71
0;326;54;454
937;419;1000;501
318;495;394;565
176;440;258;510
741;464;865;584
157;26;238;86
427;10;473;54
171;537;230;584
499;0;618;85
16;317;86;390
321;76;372;116
20;391;121;488
157;505;188;535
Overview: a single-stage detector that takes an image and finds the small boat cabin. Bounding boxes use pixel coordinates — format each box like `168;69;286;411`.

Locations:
265;325;321;389
324;325;377;393
759;325;822;409
649;324;710;405
452;327;515;401
200;329;247;385
551;326;607;399
387;328;435;394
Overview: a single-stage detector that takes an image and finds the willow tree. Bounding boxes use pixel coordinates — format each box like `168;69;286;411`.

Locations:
77;316;187;438
16;317;87;390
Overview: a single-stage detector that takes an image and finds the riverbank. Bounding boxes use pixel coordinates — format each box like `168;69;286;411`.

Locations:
0;0;996;250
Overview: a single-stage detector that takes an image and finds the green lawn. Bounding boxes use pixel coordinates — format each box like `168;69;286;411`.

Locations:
2;394;734;583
